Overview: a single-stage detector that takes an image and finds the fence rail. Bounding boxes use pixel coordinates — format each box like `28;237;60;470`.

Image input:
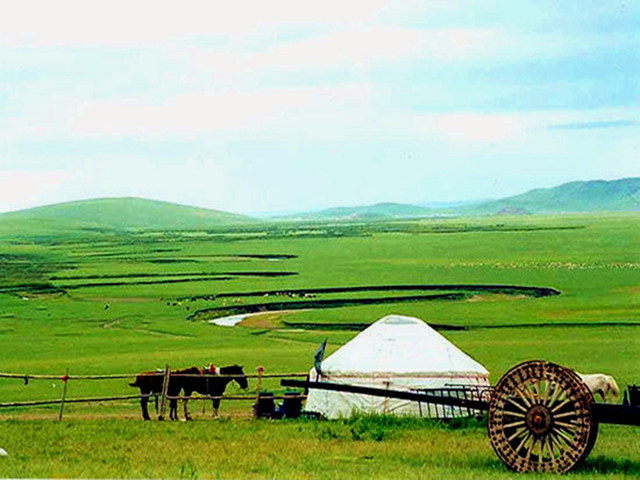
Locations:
0;367;308;419
0;394;153;408
0;372;308;380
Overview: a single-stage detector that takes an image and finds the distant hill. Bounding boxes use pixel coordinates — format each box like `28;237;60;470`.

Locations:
462;178;640;215
0;197;255;232
284;202;433;220
2;178;638;235
277;178;640;220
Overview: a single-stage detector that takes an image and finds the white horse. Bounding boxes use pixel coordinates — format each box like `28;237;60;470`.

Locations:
577;373;620;402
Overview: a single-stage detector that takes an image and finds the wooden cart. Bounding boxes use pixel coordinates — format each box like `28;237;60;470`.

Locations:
283;360;640;473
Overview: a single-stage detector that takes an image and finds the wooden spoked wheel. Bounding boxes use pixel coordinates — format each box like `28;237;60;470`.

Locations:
488;360;597;473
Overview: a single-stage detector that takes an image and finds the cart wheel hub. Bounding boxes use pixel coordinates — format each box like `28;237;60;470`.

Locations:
526;404;552;436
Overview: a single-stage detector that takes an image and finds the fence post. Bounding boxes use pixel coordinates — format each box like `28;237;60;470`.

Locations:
383;381;390;414
253;366;263;418
158;364;171;421
58;368;70;421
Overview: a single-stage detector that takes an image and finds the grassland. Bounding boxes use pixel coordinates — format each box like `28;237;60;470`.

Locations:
2;418;639;479
0;212;639;478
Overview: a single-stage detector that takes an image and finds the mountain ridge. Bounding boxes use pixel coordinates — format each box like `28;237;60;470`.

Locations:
462;177;640;215
1;178;638;229
277;177;640;220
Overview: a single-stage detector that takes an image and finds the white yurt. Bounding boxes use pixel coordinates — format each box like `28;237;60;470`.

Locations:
305;314;489;419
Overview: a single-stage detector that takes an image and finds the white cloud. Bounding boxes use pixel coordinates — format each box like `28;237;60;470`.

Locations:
0;158;245;213
164;26;638;83
1;2;638;213
69;84;371;138
421;113;524;144
0;171;75;212
250;27;494;70
0;0;391;47
72;156;240;208
413;107;640;145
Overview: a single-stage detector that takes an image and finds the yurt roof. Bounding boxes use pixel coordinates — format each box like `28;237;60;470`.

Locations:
319;314;488;377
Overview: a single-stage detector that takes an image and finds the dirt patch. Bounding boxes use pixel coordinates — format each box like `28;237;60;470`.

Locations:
240;312;282;329
467;294;527;303
236;310;307;329
100;320;193;338
131;328;194;338
610;286;640;294
102;319;122;329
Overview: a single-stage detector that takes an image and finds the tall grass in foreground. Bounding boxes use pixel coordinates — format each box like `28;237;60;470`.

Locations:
1;416;639;479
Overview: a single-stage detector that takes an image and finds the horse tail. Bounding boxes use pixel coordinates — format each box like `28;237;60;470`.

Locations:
609;376;620;400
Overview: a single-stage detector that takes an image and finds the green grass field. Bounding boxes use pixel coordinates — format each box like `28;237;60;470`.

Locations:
1;213;639;478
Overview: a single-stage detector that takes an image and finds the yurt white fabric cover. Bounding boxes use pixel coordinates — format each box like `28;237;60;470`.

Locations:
305;315;489;419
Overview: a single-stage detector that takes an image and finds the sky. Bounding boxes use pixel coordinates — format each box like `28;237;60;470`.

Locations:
1;1;639;214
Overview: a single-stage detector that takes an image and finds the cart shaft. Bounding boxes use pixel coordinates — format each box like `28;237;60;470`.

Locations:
281;379;489;411
592;403;640;426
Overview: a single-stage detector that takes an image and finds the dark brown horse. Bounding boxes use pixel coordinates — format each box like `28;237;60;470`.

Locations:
129;368;181;420
180;365;248;420
130;365;248;420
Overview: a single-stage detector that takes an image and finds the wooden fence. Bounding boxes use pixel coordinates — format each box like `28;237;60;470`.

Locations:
0;367;308;420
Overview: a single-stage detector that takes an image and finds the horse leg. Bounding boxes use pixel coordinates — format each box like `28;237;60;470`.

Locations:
167;376;182;421
169;399;178;420
183;398;191;421
140;391;151;421
157;378;167;421
183;389;192;421
211;398;221;419
168;383;179;420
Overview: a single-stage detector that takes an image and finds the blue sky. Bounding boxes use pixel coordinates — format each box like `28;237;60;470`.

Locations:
1;1;639;214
